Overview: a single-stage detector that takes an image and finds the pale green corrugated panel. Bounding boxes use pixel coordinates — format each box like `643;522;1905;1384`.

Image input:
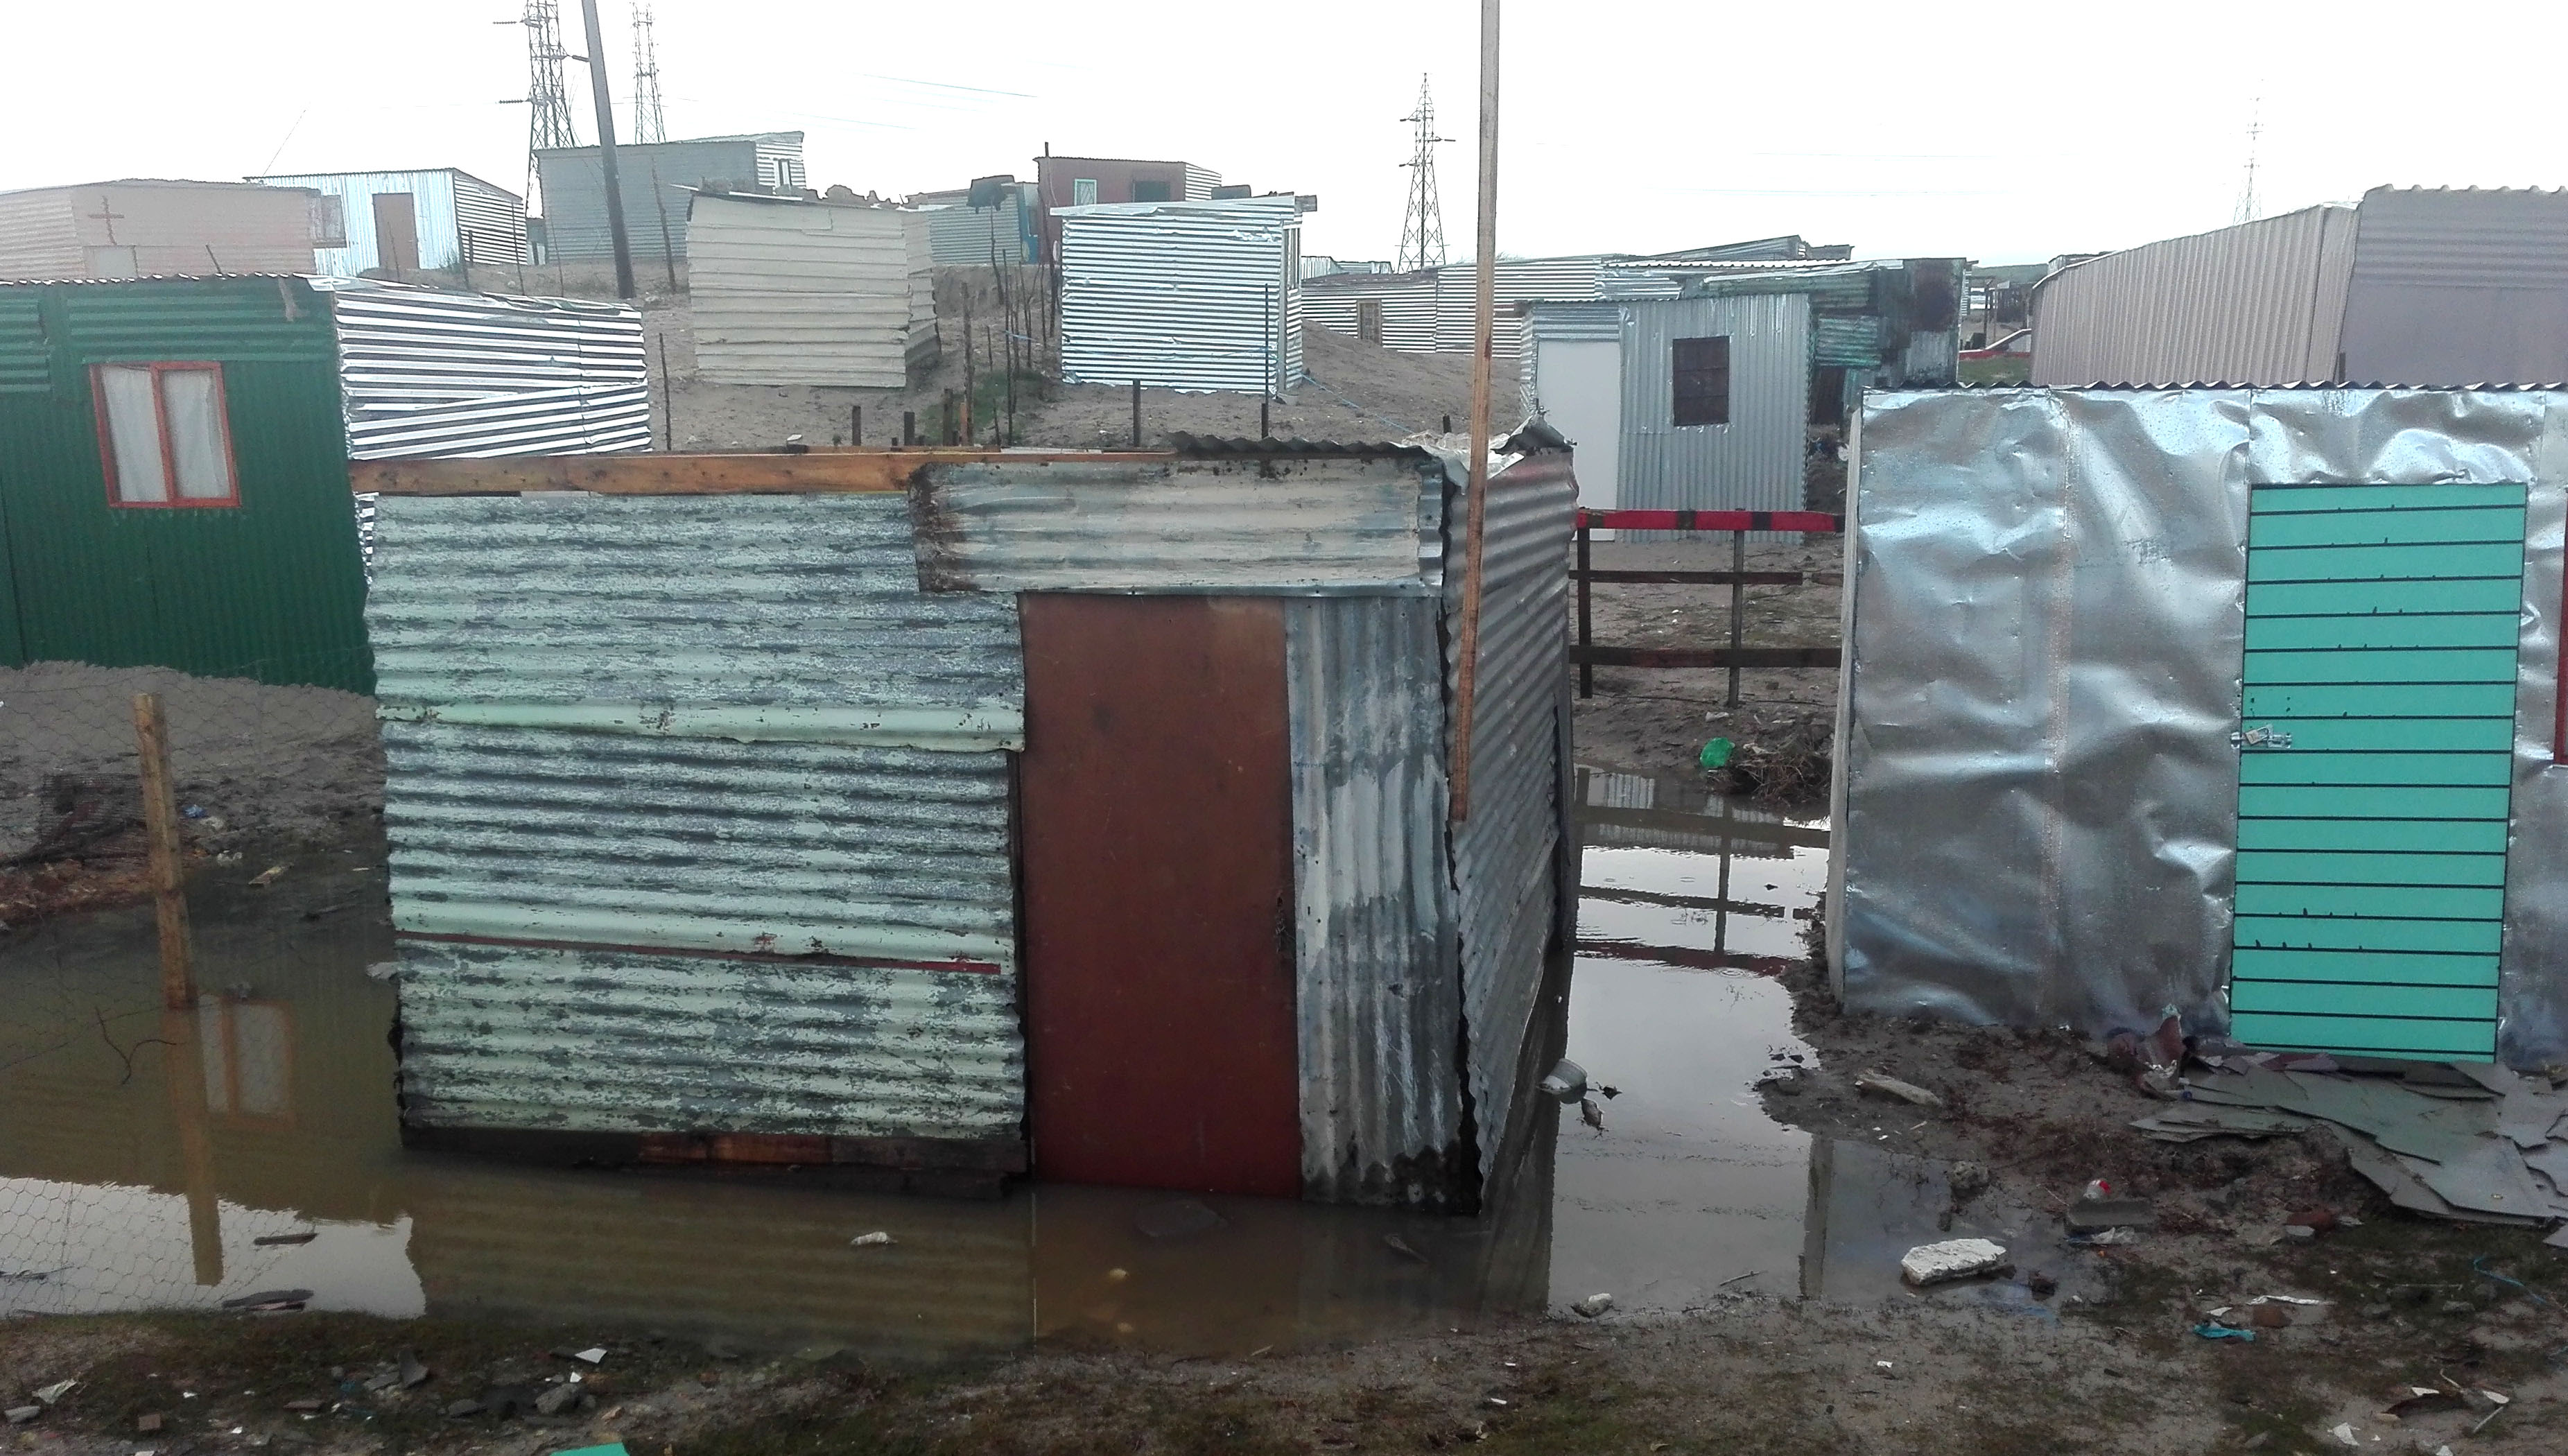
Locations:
1812;315;1884;367
1285;596;1468;1208
367;492;1023;711
399;942;1023;1138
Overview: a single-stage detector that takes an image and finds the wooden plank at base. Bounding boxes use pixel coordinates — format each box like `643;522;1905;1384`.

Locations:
399;1123;1025;1190
1574;645;1841;668
352;449;1174;496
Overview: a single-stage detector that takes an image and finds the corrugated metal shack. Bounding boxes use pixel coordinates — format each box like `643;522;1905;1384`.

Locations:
684;192;937;388
909;177;1041;266
356;432;1578;1209
532;133;806;264
252;169;532;279
2033;188;2568;386
1057;196;1304;395
1833;386;2568;1068
1524;259;1961;519
0;180;320;280
1032;155;1220;260
0;276;646;690
1303;236;1851;359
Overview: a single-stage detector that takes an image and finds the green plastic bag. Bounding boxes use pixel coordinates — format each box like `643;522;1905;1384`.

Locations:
1699;737;1735;772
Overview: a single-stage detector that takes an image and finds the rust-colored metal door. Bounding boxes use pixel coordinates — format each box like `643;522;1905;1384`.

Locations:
1019;593;1300;1196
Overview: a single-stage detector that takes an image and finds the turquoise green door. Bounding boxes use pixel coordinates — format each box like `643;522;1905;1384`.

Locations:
2229;482;2526;1059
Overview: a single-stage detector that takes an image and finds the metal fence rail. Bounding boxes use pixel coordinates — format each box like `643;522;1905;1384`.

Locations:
1571;508;1846;704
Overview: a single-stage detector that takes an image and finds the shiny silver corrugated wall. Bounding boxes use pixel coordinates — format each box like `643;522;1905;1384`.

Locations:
1303;272;1439;353
2029;205;2357;387
910;455;1447;594
1056;200;1301;394
1617;291;1811;530
1443;451;1577;1175
371;491;1027;1136
1834;388;2568;1065
1285;596;1467;1206
324;282;649;457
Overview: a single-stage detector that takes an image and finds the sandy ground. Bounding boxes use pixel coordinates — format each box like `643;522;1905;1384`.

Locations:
1569;536;1846;790
0;664;384;924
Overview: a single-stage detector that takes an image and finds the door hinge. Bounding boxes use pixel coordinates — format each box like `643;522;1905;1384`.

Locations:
2230;725;2293;749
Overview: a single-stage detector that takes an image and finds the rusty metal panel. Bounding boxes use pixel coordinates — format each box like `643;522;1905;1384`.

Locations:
1284;596;1467;1208
910;454;1444;595
1444;448;1578;1175
397;942;1021;1139
1018;593;1301;1196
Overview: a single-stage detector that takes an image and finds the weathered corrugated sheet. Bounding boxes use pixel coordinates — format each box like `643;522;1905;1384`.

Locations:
1444;449;1576;1177
398;939;1023;1135
911;454;1444;594
2340;187;2568;385
0;192;80;279
1619;291;1812;519
373;489;1027;1138
688;193;926;388
923;188;1034;266
1304;270;1439;352
0;291;47;394
1285;596;1466;1208
2030;205;2357;386
324;281;649;457
452;173;532;268
1435;257;1606;358
1057;198;1301;393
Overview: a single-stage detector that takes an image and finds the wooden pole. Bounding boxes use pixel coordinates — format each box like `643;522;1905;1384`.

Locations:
131;693;196;1010
162;1005;222;1286
1131;379;1141;447
1447;0;1502;823
1727;528;1746;708
1577;514;1594;700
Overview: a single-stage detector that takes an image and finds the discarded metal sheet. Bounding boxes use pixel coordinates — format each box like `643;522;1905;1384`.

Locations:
2497;1093;2568;1149
1835;388;2568;1067
909;456;1444;596
2131;1107;2313;1142
2414;1139;2552;1218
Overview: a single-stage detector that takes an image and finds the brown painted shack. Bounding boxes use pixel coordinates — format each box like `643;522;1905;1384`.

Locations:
359;435;1577;1210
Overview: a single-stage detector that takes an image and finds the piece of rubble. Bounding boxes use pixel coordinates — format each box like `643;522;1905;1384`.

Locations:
1855;1070;1944;1109
1900;1238;2009;1286
1572;1293;1614;1317
5;1408;39;1426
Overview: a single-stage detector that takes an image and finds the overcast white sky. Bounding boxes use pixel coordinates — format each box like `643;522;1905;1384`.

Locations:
8;1;2566;266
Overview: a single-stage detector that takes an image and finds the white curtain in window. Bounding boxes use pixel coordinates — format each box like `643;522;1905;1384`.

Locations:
97;365;168;503
162;369;234;500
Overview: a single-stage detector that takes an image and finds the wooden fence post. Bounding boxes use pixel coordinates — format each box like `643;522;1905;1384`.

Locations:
131;693;196;1010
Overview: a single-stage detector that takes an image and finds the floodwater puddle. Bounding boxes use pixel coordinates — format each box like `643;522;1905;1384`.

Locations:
0;771;2061;1360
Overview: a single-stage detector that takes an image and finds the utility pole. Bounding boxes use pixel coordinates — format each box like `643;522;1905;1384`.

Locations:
578;0;637;297
1448;6;1500;822
1397;75;1450;274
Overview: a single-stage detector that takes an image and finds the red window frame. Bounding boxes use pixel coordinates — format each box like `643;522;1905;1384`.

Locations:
92;361;241;510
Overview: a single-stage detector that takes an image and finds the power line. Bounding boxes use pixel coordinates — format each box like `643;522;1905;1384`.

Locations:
630;2;666;145
509;1;580;152
1396;73;1449;274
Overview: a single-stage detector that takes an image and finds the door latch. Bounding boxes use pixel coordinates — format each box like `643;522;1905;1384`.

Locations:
2230;725;2293;749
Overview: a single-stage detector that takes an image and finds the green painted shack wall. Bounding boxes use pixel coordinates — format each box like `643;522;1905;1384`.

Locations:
0;277;371;692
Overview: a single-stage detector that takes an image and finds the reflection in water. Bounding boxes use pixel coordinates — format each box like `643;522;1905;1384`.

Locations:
1;775;2036;1359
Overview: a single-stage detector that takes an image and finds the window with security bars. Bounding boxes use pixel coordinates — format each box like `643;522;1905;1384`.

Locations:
1672;335;1730;426
93;363;238;508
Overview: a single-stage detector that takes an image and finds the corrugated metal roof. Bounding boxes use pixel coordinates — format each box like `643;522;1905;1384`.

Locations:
327;282;650;457
253;171;532;276
1444;449;1576;1179
921;186;1036;266
1056;198;1301;394
1286;595;1468;1208
535;136;804;263
374;488;1027;1142
687;193;930;388
2338;187;2568;385
910;454;1446;595
2031;204;2357;387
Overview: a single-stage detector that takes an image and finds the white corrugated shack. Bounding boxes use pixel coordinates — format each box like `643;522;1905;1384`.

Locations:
252;168;531;278
685;191;937;388
1057;195;1302;395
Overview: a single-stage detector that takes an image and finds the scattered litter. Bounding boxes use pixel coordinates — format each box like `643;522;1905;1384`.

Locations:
248;865;286;887
571;1348;606;1365
365;961;399;981
180;804;205;819
849;1231;894;1247
2248;1305;2291;1329
2192;1324;2255;1342
2330;1423;2359;1448
1717;1269;1760;1288
399;1352;430;1389
5;1408;38;1426
2470;1256;2552;1306
2070;1227;2140;1247
33;1383;74;1406
551;1444;629;1456
1598;1085;1620;1099
1538;1060;1586;1101
283;1399;323;1413
1698;737;1734;772
252;1231;317;1247
1384;1234;1429;1265
533;1384;581;1416
136;1415;163;1434
1579;1097;1604;1134
1134;1199;1224;1241
1572;1293;1615;1318
2131;1107;2314;1143
1900;1238;2009;1286
1856;1069;1945;1109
